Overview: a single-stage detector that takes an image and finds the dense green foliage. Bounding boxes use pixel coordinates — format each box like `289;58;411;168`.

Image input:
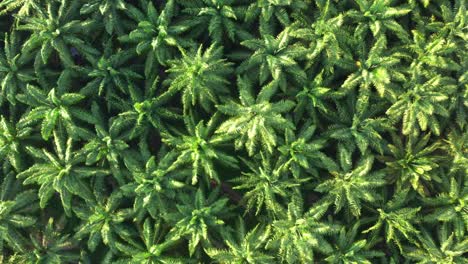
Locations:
0;0;467;263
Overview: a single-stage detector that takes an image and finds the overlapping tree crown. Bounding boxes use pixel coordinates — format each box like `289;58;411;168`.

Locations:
0;0;467;263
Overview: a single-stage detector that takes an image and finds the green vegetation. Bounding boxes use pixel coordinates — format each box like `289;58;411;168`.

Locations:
0;0;467;263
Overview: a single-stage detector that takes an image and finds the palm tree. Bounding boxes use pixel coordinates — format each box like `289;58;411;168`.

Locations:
17;130;108;215
245;0;307;35
163;114;238;185
74;191;134;252
423;175;468;239
164;44;234;112
121;151;186;220
0;32;35;106
386;74;455;136
80;0;133;35
206;217;273;264
346;0;411;41
323;93;393;155
81;107;130;185
176;0;251;42
17;1;100;66
237;28;307;91
381;132;443;196
315;153;386;217
80;40;143;102
17;84;96;140
293;70;336;123
0;115;34;171
363;189;421;252
338;35;406;99
325;222;384;263
290;0;349;72
216;75;295;156
120;0;194;72
164;188;231;256
111;76;182;139
266;194;339;263
278;122;337;178
113;218;191;264
0;170;38;252
8;217;80;264
231;154;308;217
404;223;468;264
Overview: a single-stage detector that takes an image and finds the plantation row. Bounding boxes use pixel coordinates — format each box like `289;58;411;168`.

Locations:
0;0;466;263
